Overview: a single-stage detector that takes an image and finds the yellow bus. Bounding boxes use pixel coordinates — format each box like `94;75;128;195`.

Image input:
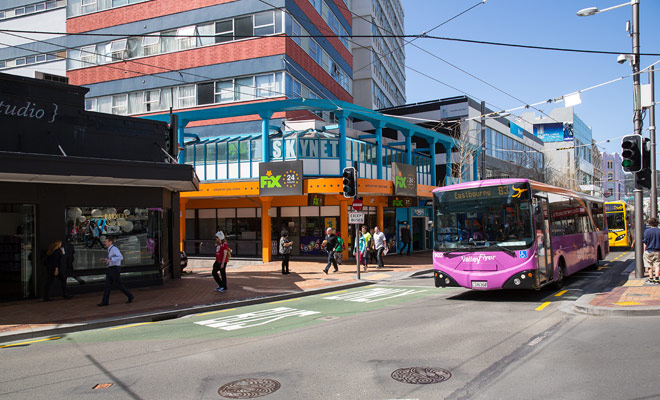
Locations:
605;200;633;248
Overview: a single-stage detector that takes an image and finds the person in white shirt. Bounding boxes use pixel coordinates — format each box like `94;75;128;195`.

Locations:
97;236;134;306
372;226;387;269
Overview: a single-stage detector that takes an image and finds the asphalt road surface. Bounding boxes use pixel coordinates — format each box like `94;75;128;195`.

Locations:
2;250;658;400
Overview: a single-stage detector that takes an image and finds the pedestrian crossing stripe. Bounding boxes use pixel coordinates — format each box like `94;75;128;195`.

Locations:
323;287;426;303
195;307;319;331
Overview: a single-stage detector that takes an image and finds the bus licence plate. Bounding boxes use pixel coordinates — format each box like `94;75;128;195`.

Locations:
472;281;487;288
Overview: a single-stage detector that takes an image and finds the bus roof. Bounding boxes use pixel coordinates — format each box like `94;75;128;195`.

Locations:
433;178;605;203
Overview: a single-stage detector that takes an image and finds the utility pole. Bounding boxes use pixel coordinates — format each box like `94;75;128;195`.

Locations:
650;65;657;219
632;0;644;278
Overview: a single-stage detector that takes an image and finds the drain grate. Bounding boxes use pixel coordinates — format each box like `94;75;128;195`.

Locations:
93;383;113;390
218;378;281;398
391;367;452;384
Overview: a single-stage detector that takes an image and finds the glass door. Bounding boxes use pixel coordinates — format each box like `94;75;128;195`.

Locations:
0;204;36;300
533;196;553;285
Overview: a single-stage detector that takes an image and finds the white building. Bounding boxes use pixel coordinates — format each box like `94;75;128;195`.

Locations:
0;0;68;82
351;0;405;110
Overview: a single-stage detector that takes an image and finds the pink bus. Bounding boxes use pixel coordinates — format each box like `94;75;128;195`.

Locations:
433;179;608;290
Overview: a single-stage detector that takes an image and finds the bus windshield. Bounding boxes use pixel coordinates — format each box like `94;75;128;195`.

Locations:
434;183;534;252
606;212;626;230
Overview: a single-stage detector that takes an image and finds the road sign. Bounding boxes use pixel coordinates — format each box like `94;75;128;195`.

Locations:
349;212;364;224
352;198;363;211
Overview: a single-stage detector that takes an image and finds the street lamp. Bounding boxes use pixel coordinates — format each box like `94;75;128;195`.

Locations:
577;0;644;278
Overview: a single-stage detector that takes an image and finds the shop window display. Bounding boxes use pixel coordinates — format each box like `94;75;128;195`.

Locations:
66;207;162;272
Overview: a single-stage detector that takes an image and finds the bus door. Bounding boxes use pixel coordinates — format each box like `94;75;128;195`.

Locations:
533;196;553;285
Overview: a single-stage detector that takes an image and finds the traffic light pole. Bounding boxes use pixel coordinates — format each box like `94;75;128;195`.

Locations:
632;0;644;278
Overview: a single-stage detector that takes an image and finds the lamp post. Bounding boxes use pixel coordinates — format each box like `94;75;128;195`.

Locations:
578;0;644;278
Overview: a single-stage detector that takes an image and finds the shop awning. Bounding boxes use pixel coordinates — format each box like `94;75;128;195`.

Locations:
0;151;199;192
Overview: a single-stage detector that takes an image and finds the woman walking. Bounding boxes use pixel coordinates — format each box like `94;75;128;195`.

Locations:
279;230;293;274
213;231;229;292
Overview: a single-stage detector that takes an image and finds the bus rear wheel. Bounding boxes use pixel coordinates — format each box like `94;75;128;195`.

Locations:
553;262;565;290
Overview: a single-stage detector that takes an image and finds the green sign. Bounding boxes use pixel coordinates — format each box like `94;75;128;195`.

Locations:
392;162;417;197
388;196;418;208
259;160;303;196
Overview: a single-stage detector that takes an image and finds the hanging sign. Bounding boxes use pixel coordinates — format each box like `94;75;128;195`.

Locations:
392;162;417;196
259;160;303;196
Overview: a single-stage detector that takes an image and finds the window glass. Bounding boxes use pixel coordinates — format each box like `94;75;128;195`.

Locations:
85;98;97;111
235;77;254;101
197;23;214;46
255;74;275;98
177;85;195;108
254;11;274;36
66;207;163;269
112;94;127;115
128;92;143;114
251;139;262;161
235;16;253;40
80;45;96;65
15;7;25;15
127;36;143;58
176;26;196;50
25;5;35;13
144;89;160;112
161;30;177;53
142;35;160;56
98;96;112;113
215;80;233;103
197;82;214;105
215;20;233;43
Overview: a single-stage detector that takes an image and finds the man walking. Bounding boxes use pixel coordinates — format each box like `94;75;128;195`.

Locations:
643;217;660;284
321;227;339;274
399;222;412;256
373;226;386;269
98;236;134;306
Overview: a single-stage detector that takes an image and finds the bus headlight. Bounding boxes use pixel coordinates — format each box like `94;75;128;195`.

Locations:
616;234;626;241
513;278;521;286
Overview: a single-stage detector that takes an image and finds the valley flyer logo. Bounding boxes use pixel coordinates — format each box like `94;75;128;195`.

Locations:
259;160;303;196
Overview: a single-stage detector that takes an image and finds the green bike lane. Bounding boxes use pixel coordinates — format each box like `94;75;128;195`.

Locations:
31;285;447;345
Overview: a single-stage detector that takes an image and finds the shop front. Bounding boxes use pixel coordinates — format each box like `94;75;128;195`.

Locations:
0;73;198;301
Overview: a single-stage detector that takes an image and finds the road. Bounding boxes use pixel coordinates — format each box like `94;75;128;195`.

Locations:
1;250;658;400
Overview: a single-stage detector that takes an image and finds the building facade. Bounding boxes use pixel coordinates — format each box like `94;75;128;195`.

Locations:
0;0;68;81
0;73;197;301
521;107;597;195
602;152;625;200
351;0;405;110
375;97;546;186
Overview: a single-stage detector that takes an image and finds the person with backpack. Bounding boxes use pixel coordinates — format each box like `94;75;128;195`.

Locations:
334;232;345;266
279;230;293;275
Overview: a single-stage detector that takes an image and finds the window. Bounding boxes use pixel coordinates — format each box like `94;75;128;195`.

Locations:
177;85;195;108
85;98;97;111
215;80;233;103
15;58;26;65
254;11;275;36
176;26;196;50
234;16;253;40
197;23;214;46
144;89;160;111
109;39;127;61
36;54;46;62
215;20;233;43
235;77;255;101
36;3;46;11
607;160;613;169
80;45;96;65
111;94;128;115
26;56;36;64
81;0;96;13
0;11;5;19
15;7;25;15
309;40;321;64
46;1;57;9
197;82;214;105
255;74;275;98
292;79;302;98
290;19;301;45
161;30;177;53
25;5;35;13
607;173;613;181
142;35;160;56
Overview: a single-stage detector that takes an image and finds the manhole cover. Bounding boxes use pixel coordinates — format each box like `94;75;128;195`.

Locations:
391;367;452;384
218;378;281;398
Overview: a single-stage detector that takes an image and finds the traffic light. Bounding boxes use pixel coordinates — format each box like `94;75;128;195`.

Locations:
342;167;357;198
636;137;652;190
621;134;642;173
167;113;179;161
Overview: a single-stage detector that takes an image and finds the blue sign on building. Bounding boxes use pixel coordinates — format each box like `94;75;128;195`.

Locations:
534;123;572;142
509;121;524;139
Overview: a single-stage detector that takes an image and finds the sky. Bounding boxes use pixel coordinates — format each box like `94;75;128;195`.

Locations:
401;0;660;156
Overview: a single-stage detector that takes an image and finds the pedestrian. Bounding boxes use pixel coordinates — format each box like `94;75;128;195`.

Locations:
355;228;368;271
334;232;345;265
361;225;372;267
97;236;134;306
642;217;660;284
43;240;71;301
88;221;104;248
213;231;230;291
373;226;387;269
279;230;293;274
321;227;339;274
400;222;411;255
63;235;85;285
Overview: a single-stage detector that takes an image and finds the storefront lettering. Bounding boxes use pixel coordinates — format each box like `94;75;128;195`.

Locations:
260;171;282;188
299;140;318;157
0;99;58;123
272;139;338;159
395;176;407;188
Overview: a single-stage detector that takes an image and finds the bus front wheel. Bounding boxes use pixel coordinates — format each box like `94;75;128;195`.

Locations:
553;262;565;290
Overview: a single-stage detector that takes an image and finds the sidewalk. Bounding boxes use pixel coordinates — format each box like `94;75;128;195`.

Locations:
573;259;660;316
0;252;433;344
